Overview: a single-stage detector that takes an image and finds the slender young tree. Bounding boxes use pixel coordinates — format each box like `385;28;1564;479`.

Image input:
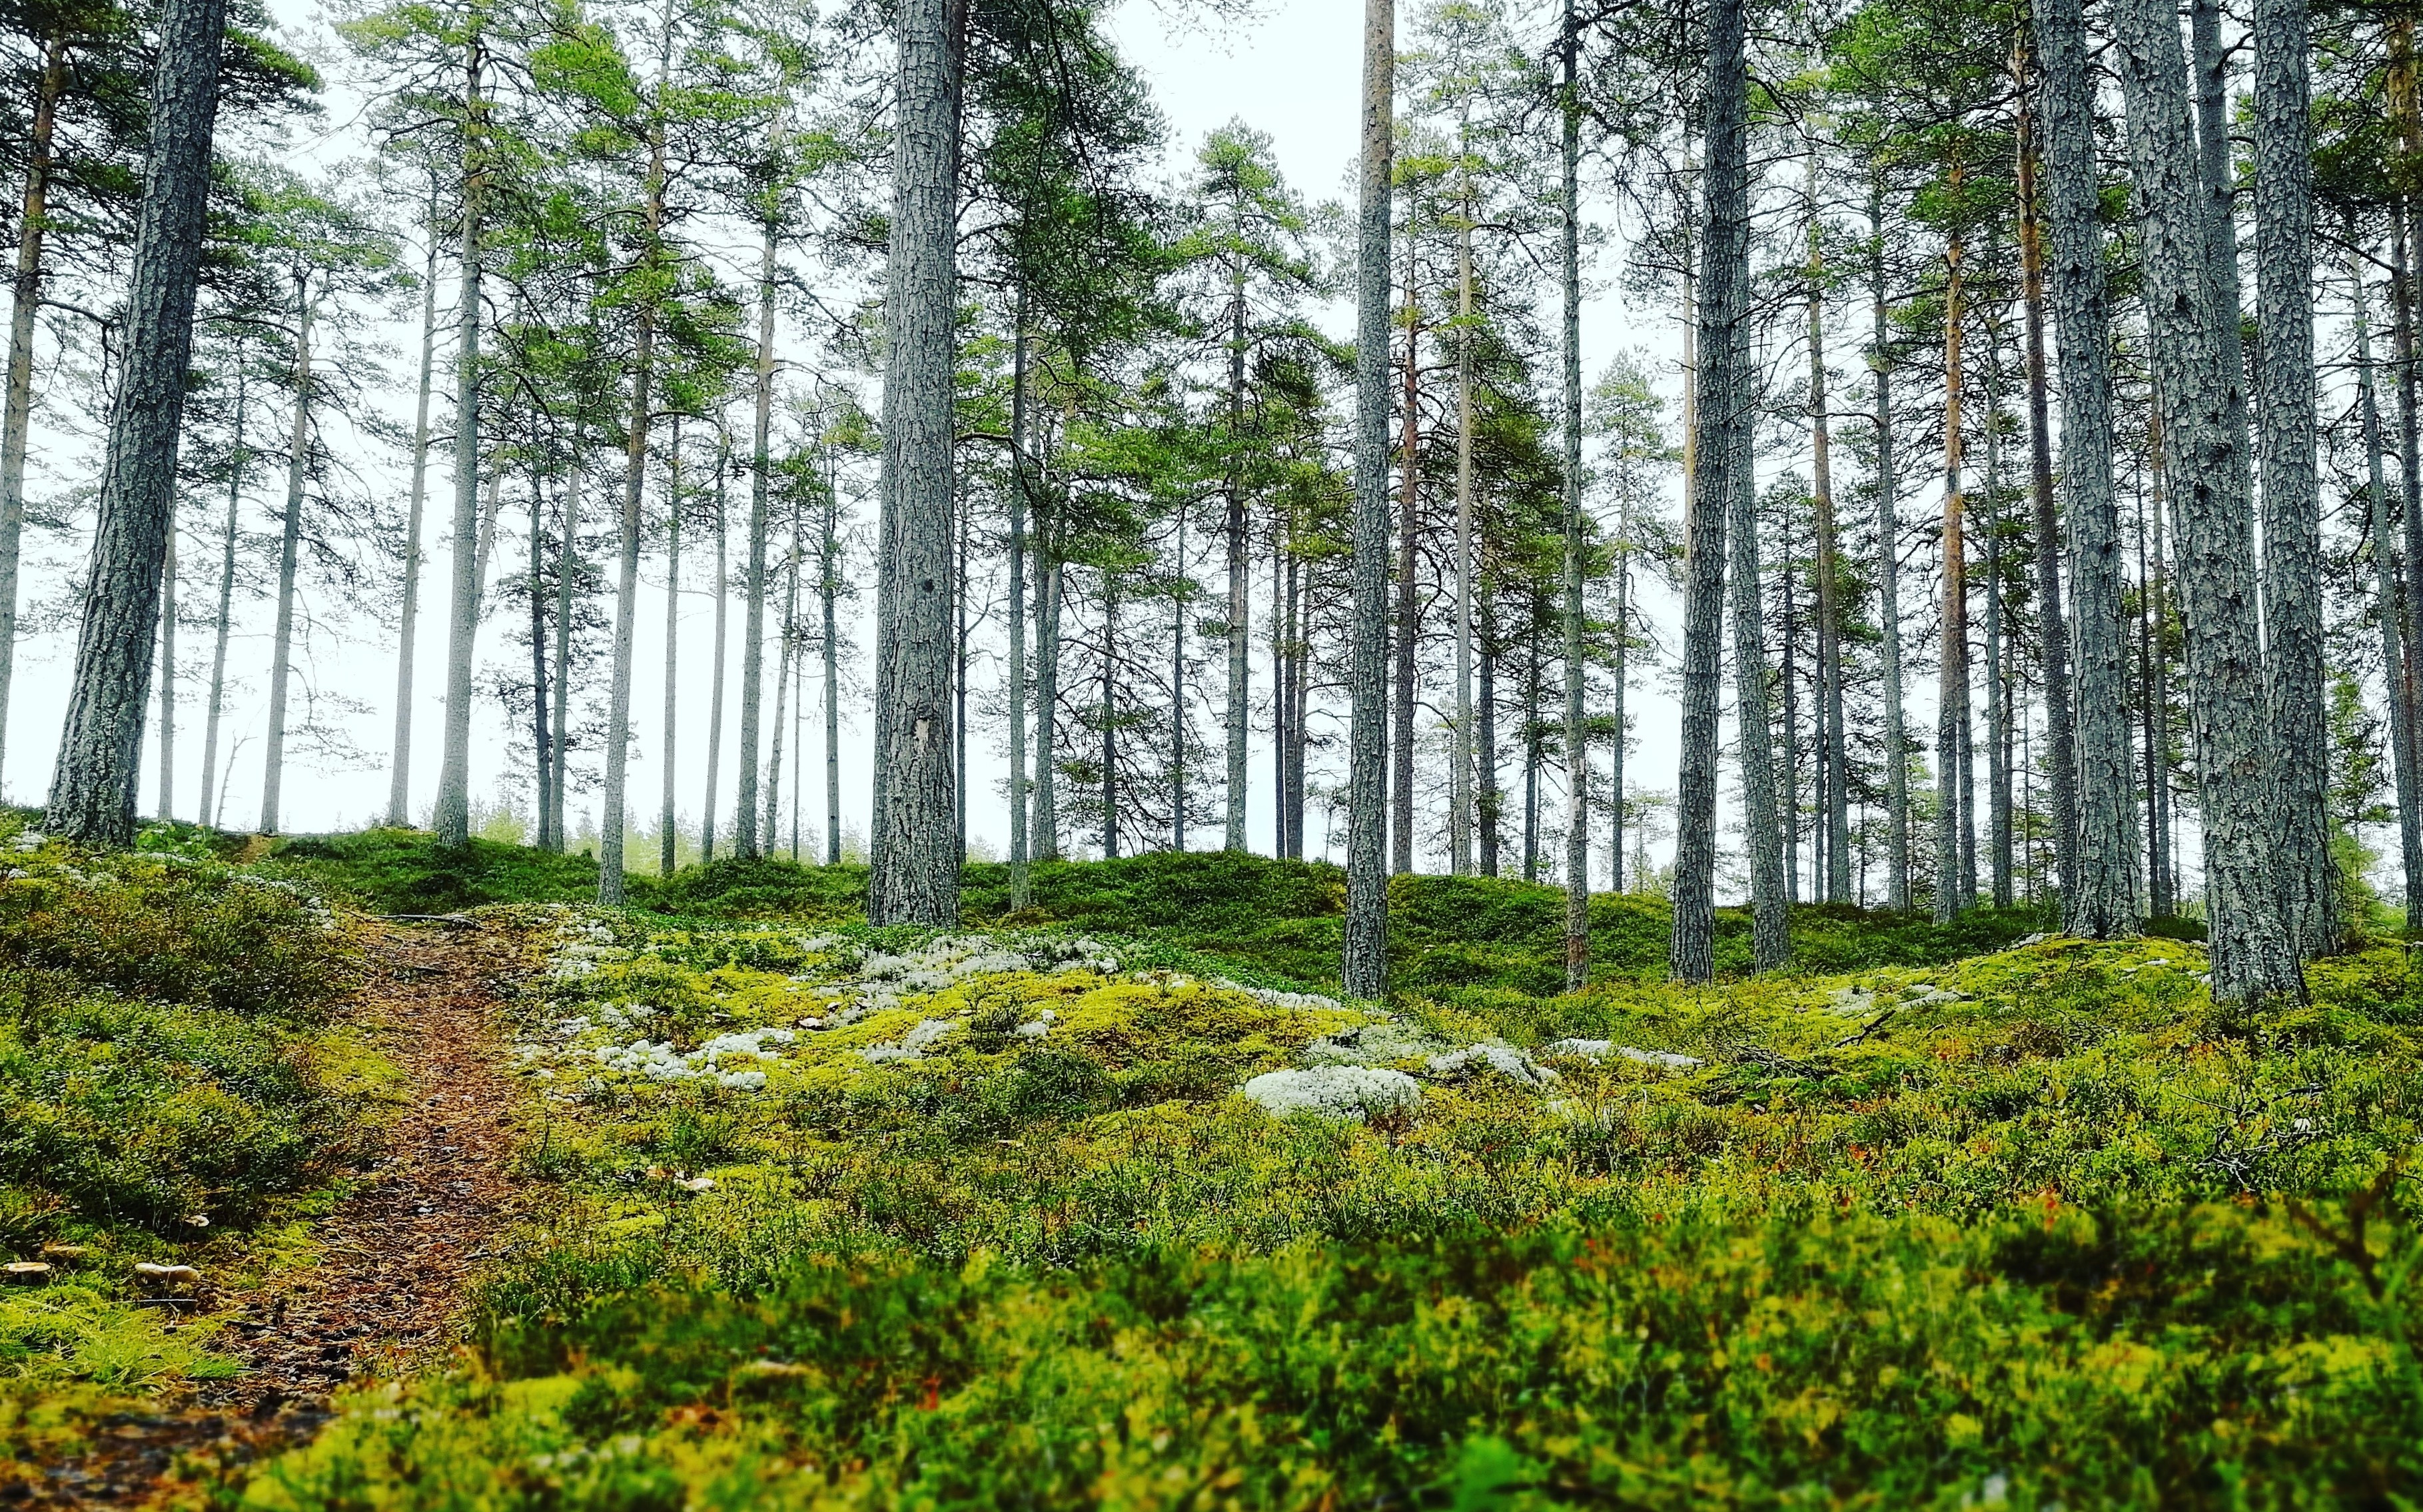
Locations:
258;275;313;835
1344;0;1394;1000
0;35;68;789
45;0;230;842
736;214;777;859
2110;0;2298;1000
2352;233;2423;925
388;179;442;828
1871;181;1911;911
1560;0;1588;987
867;0;961;926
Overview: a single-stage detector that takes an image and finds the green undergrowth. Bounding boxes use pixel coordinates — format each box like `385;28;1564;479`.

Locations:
250;831;2053;1002
230;903;2423;1508
0;817;389;1479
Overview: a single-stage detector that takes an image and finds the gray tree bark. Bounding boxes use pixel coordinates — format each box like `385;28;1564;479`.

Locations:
388;182;440;827
1936;207;1970;926
155;505;175;821
1009;317;1032;898
1393;232;1420;878
1224;255;1249;853
659;440;681;878
0;37;65;791
432;33;486;849
1032;511;1061;862
1809;159;1850;905
1560;14;1588;986
1871;183;1911;911
549;460;580;849
1344;0;1394;1000
867;0;961;925
2111;0;2300;1000
2352;236;2423;927
2028;0;2131;933
1673;0;1753;981
1454;169;1476;879
43;0;229;842
702;431;727;861
821;466;840;865
2252;0;2338;956
258;276;312;835
528;472;552;851
736;223;775;859
199;368;244;827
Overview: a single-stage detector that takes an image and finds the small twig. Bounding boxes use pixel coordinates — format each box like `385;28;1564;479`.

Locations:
1834;1009;1895;1048
374;913;476;926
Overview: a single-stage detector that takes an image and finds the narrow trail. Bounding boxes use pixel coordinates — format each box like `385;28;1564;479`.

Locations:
27;918;525;1507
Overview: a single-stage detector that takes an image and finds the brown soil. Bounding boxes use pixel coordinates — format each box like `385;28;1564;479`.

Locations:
15;917;524;1508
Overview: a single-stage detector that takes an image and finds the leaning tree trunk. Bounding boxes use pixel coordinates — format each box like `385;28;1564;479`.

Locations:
1871;181;1911;913
0;35;64;793
2252;0;2337;956
388;182;441;828
867;0;962;925
2111;0;2300;1001
1673;0;1753;982
432;33;486;849
199;369;244;827
1560;12;1590;986
736;222;776;859
43;0;229;842
259;278;311;836
1343;0;1394;1000
2352;234;2423;927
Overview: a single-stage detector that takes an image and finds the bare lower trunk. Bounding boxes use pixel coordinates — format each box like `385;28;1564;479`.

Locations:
659;439;681;878
1033;501;1061;862
1480;579;1501;877
43;0;229;843
1871;183;1911;911
822;479;839;865
867;0;961;925
1560;9;1590;986
432;35;486;849
0;37;65;794
1224;267;1249;853
598;108;664;904
548;461;580;849
1935;200;1969;925
199;373;244;826
388;183;441;827
155;514;175;821
702;434;727;862
2353;235;2423;927
1452;175;1475;877
259;280;311;837
2252;0;2337;955
736;221;777;859
1343;0;1394;1000
1009;315;1031;897
2113;0;2299;1000
1393;233;1420;879
1809;160;1849;904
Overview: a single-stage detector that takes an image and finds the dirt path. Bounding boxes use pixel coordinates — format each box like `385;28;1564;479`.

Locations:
26;917;525;1507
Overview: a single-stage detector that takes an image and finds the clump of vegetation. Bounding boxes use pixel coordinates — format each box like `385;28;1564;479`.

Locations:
0;823;388;1476
232;895;2423;1505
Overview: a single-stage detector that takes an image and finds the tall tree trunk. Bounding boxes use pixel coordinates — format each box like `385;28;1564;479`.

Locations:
2394;33;2423;765
2112;0;2300;1000
199;369;244;827
1224;252;1249;853
0;35;65;792
1393;226;1420;878
549;459;580;850
1271;522;1290;856
1008;314;1032;899
702;430;727;861
1480;579;1502;877
736;221;775;859
1610;526;1628;893
1452;150;1476;877
1560;5;1590;986
43;0;229;842
2353;234;2423;928
867;0;961;926
432;31;486;850
388;181;441;827
2028;8;2129;933
1781;494;1801;901
822;472;840;865
1522;637;1540;882
530;472;553;851
957;483;970;861
1676;0;1766;980
1809;156;1849;905
598;75;666;905
2252;0;2336;955
765;545;792;858
1169;507;1184;850
659;432;681;878
1983;330;2011;908
1033;496;1061;862
259;277;311;837
155;504;175;821
1871;182;1911;911
1101;575;1119;858
1935;191;1969;925
2145;418;2176;916
1344;0;1394;1000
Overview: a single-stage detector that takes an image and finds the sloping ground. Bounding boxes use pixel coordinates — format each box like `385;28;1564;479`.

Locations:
235;908;2423;1508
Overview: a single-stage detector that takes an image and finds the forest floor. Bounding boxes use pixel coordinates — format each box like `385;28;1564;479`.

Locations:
18;920;523;1509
